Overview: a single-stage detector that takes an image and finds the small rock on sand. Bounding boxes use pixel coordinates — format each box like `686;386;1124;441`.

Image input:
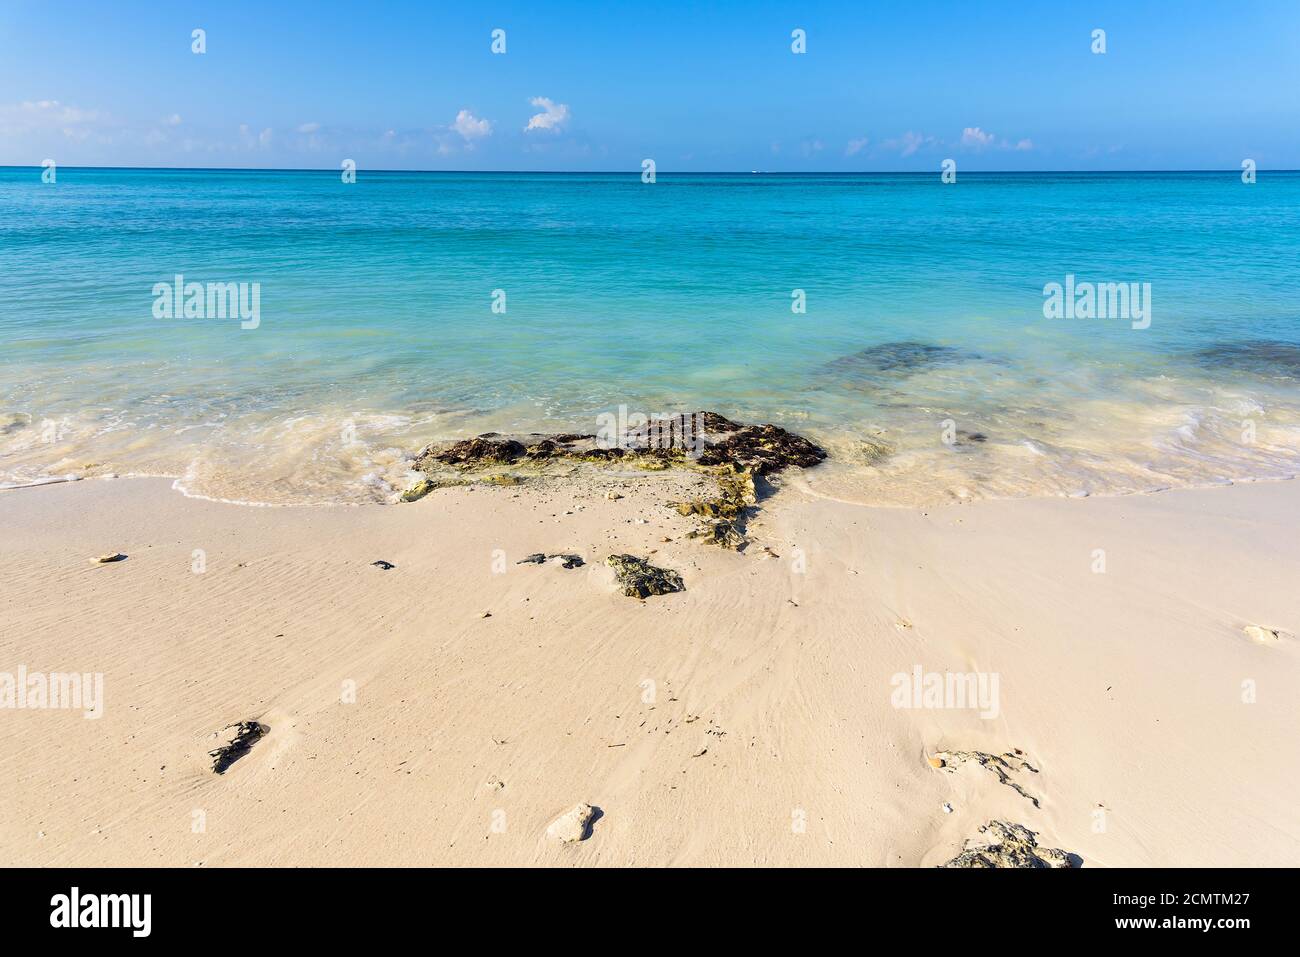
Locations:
94;552;127;564
546;802;597;843
605;554;685;599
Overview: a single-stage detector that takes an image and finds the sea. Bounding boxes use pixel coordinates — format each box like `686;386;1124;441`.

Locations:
2;167;1298;505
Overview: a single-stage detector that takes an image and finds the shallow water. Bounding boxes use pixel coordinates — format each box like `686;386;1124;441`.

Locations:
2;168;1299;505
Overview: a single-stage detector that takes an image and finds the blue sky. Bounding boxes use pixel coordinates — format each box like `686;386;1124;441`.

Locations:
1;0;1297;171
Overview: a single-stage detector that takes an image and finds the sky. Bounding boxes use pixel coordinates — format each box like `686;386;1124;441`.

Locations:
1;0;1297;172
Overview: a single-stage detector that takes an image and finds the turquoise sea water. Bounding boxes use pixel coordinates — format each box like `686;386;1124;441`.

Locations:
2;167;1299;504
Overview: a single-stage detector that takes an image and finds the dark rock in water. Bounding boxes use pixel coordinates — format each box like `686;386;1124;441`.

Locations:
696;423;827;475
1194;340;1300;379
825;340;968;375
941;820;1081;869
518;553;584;568
371;560;396;570
955;429;987;445
209;721;268;775
605;554;684;599
411;412;825;485
428;437;527;465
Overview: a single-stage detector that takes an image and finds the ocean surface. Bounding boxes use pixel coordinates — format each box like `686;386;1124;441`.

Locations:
2;167;1299;505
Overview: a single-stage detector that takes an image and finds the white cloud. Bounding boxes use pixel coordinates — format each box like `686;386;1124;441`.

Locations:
845;136;869;156
239;124;273;149
1012;138;1034;151
296;122;321;134
166;114;182;126
886;131;932;157
524;96;570;133
0;100;107;136
452;109;492;140
961;126;996;148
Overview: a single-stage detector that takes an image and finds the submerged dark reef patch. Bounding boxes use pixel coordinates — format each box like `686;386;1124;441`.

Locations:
1194;340;1300;379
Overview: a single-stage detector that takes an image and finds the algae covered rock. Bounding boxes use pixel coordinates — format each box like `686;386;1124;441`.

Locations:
605;554;684;599
426;436;526;466
687;520;745;550
400;478;436;503
940;820;1080;869
696;423;827;476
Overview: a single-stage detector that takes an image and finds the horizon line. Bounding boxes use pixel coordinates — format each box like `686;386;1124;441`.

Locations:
4;164;1296;176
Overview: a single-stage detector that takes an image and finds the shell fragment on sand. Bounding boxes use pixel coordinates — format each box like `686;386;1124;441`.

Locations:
93;552;127;563
546;803;597;843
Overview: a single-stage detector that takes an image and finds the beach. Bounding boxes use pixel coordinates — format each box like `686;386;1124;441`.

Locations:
3;468;1297;867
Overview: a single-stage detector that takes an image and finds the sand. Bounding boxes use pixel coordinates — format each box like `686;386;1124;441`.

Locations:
1;471;1297;867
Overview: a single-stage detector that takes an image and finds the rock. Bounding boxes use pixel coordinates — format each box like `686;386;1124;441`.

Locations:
94;552;127;563
434;437;527;465
932;749;1041;808
412;413;824;480
695;424;827;476
605;554;684;599
687;520;745;550
605;491;624;500
942;803;954;814
400;478;436;503
479;611;492;619
546;803;597;843
857;437;893;465
371;560;396;570
517;553;584;569
941;820;1080;869
209;721;267;775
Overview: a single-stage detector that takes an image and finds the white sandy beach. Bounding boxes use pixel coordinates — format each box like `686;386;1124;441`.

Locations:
1;472;1298;867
